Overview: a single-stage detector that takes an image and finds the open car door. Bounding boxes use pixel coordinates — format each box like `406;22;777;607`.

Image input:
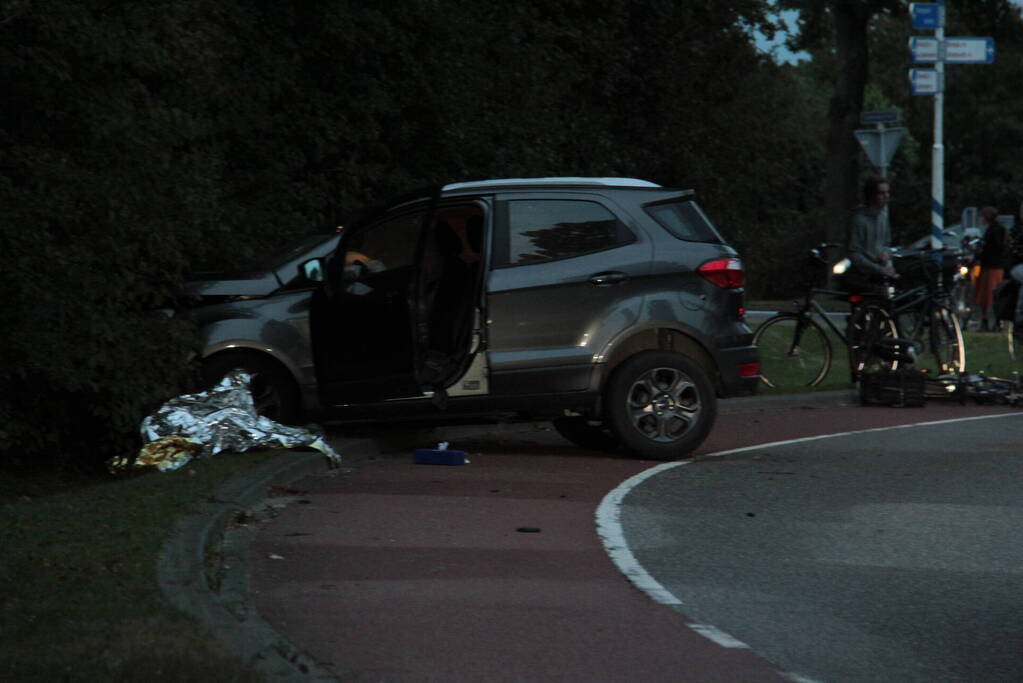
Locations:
312;202;434;404
412;203;487;399
311;194;486;408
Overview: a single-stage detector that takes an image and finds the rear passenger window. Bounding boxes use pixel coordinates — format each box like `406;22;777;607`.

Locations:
645;200;723;243
498;200;633;266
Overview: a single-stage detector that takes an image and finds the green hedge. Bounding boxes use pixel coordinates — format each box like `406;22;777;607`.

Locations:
0;0;824;471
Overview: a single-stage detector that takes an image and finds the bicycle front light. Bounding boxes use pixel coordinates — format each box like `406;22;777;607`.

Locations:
832;258;851;275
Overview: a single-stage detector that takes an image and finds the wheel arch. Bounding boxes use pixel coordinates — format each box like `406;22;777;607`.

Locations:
202;341;304;385
199;345;307;423
593;325;721;398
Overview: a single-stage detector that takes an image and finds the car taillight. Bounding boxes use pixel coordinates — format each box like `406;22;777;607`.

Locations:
698;258;744;289
737;362;760;377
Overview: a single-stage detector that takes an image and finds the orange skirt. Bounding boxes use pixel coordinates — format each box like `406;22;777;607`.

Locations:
973;267;1005;308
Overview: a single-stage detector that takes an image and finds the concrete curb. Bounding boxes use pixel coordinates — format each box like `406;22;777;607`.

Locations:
719;388;859;413
157;440;380;681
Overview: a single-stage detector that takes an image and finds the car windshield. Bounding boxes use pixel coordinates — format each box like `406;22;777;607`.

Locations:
247;233;336;271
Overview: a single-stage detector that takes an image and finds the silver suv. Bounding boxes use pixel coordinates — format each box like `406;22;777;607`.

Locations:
290;177;759;459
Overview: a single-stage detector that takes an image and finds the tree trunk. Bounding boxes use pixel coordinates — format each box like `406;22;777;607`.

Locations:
823;2;871;256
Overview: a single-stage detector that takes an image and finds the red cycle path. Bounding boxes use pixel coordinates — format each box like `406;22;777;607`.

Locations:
249;395;1016;682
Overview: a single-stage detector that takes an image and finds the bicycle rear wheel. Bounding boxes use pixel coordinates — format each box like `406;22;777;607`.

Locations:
928;304;965;373
847;304;897;381
895;308;930;368
752;314;833;390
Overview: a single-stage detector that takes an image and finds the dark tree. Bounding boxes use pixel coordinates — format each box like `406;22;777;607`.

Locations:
781;0;904;252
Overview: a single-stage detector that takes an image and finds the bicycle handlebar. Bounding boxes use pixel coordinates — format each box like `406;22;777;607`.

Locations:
808;242;841;261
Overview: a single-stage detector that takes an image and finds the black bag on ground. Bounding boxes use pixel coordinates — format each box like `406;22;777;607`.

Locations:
859;368;926;407
993;278;1020;322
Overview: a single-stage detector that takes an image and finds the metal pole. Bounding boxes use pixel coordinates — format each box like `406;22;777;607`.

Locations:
931;0;945;252
877;122;887;179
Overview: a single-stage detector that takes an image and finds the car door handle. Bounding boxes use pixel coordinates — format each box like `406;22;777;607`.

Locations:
589;271;628;286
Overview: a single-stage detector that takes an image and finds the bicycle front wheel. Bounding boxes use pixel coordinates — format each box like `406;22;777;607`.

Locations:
928;305;965;374
752;314;833;390
847;304;897;381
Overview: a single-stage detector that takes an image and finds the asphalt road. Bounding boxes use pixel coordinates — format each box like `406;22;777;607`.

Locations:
619;414;1023;682
244;394;1023;681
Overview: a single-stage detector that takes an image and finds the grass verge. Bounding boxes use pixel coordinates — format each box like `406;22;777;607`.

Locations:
962;329;1022;378
1;450;279;682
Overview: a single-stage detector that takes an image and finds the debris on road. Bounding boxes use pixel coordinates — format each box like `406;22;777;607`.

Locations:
108;369;341;473
414;442;470;465
861;370;1023;408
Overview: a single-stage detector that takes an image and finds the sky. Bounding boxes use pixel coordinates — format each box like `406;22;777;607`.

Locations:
755;3;1023;65
755;9;807;65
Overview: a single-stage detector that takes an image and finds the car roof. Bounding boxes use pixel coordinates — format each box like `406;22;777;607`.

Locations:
442;177;662;191
440;177;695;204
350;177;694;226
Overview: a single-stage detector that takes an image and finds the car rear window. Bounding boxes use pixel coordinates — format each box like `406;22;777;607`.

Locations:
644;200;723;243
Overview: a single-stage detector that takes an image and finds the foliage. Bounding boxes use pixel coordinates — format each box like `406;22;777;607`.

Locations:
778;0;1023;248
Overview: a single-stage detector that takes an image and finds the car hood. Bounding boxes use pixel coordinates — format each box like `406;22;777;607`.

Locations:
184;270;284;297
184;232;341;299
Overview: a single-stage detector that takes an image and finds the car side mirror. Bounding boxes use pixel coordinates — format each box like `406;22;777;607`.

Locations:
300;258;325;283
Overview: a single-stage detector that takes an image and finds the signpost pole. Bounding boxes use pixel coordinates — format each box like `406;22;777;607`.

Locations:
877;122;887;178
910;2;992;254
931;0;945;251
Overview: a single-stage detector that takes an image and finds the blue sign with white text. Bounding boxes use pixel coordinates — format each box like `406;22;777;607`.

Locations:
909;69;941;95
944;37;995;64
911;3;942;30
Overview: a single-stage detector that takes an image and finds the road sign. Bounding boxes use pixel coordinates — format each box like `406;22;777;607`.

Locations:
910;36;940;63
911;3;942;30
855;127;905;171
860;110;900;124
909;68;941;95
944;37;995;64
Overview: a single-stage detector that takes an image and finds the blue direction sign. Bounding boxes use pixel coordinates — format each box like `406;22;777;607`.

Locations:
860;110;899;124
910;36;940;63
944;37;995;64
911;3;942;30
910;69;941;95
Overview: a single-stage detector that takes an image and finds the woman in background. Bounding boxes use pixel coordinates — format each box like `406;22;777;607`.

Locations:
973;206;1009;331
1006;200;1023;343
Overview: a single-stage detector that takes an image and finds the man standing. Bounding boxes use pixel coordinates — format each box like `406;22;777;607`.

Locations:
847;176;897;286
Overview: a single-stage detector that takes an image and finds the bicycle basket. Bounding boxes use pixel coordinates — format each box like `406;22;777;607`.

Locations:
859;368;926;408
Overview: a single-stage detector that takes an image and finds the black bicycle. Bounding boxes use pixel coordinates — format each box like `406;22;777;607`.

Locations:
874;245;966;376
754;243;967;391
753;244;865;389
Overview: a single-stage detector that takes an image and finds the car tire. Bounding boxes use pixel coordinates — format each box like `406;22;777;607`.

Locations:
604;351;717;461
551;416;621;453
200;352;302;425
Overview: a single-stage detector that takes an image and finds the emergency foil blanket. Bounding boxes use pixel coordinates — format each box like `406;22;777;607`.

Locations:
109;369;340;473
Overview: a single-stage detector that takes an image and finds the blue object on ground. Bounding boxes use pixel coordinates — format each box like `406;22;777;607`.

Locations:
414;448;469;465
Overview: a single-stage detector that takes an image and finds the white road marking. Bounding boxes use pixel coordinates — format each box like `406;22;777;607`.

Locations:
779;672;826;683
686;623;750;648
